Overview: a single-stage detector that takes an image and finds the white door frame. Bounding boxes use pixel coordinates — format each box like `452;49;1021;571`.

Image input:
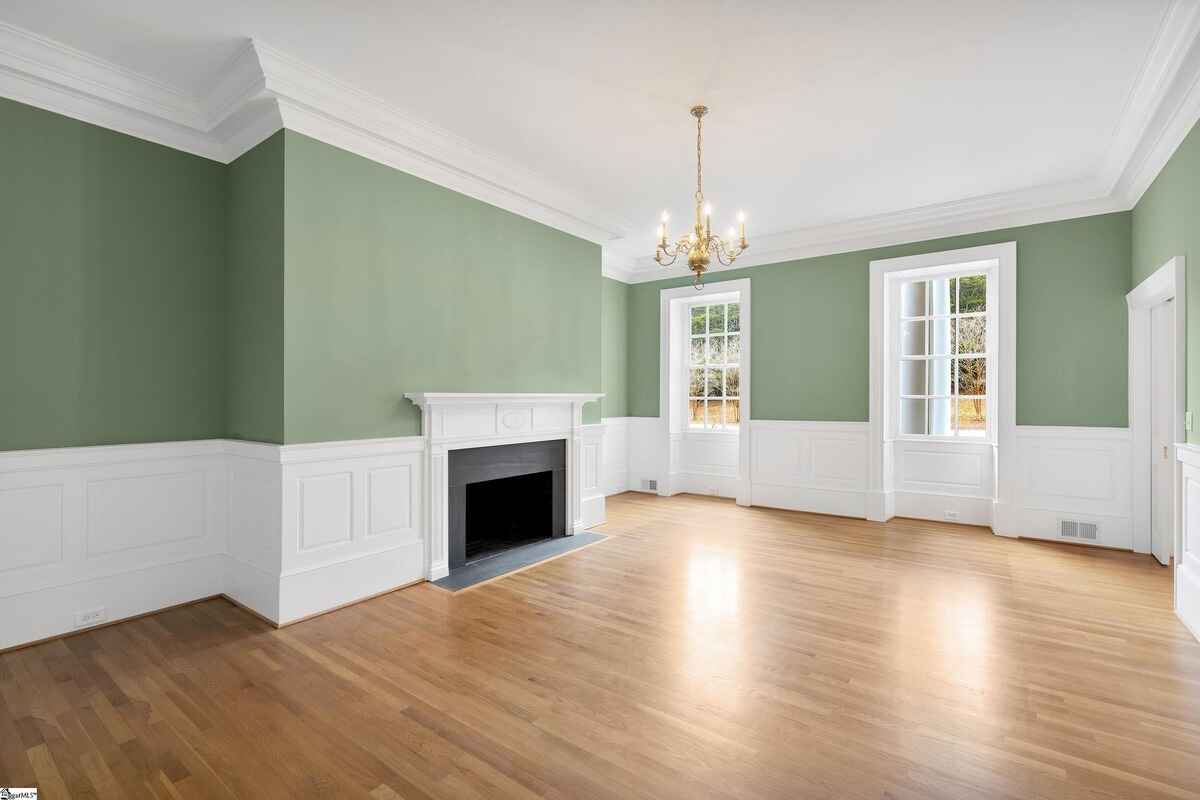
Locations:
868;242;1017;526
1127;256;1186;558
659;278;752;505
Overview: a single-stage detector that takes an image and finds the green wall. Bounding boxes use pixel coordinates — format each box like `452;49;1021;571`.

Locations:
627;213;1132;427
1132;119;1200;442
601;277;630;417
0;96;1144;450
281;131;603;442
0;98;226;450
225;132;286;443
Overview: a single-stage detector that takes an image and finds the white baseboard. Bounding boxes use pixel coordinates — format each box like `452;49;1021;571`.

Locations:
224;554;281;623
1176;561;1200;644
894;491;993;527
580;493;606;529
0;553;225;650
277;541;423;624
992;501;1132;549
751;483;867;518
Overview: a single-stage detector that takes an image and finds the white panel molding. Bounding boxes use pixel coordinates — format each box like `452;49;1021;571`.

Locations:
994;426;1133;548
4;14;1200;280
749;420;870;518
1175;443;1200;641
600;417;632;495
0;435;436;649
580;423;607;527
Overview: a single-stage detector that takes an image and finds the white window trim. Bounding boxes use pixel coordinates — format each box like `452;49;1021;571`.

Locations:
659;278;752;505
892;265;997;442
684;298;743;433
868;243;1016;526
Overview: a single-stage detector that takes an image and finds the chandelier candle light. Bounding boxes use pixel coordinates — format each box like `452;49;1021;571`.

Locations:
655;105;748;288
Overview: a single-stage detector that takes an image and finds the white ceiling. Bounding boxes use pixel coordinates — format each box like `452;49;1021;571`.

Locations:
0;1;1196;274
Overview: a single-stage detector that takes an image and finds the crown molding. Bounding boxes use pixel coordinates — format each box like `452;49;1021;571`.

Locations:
2;12;1200;284
0;24;632;245
1107;0;1200;206
601;249;639;283
615;179;1124;283
251;40;632;244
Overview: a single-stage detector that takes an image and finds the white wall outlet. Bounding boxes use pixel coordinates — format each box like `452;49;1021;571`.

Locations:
944;510;960;521
1187;410;1194;433
74;607;107;628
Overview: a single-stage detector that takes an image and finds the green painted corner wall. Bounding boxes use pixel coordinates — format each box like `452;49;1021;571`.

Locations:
225;132;286;443
601;277;630;417
627;212;1132;427
280;131;603;443
0;98;227;451
1132;119;1200;443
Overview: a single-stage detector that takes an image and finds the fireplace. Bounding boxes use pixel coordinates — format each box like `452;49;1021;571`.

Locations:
448;440;566;570
404;392;605;580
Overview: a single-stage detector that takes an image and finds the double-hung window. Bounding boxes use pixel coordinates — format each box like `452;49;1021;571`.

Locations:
688;301;740;430
898;274;988;437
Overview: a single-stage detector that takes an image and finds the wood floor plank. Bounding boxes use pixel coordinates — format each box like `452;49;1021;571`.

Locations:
3;492;1200;798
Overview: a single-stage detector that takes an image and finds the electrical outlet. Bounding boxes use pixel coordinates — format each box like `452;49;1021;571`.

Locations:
1188;410;1194;433
944;510;960;521
74;607;106;628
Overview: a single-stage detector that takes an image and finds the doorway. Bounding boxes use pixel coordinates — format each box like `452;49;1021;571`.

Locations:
1151;299;1175;565
1126;255;1186;568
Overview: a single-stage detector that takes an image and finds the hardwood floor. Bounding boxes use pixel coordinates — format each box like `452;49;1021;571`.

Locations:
3;492;1199;799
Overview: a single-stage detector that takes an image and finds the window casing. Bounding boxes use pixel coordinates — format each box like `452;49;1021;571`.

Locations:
687;301;740;431
898;273;989;438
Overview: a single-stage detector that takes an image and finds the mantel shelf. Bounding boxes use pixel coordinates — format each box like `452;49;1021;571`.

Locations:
405;392;604;408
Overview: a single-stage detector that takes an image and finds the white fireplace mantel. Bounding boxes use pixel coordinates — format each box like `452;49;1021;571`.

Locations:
404;392;604;579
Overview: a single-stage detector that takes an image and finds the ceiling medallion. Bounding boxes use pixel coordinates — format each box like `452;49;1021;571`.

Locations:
655;105;748;288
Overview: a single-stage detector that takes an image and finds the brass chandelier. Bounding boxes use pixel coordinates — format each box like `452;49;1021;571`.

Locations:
655;105;748;288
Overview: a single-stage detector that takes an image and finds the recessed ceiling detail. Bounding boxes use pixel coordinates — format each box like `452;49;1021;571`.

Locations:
1;1;1198;283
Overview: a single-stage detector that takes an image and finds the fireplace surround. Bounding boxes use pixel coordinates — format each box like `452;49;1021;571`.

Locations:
405;392;605;579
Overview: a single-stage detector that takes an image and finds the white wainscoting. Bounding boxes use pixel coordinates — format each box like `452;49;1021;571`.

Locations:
0;425;617;649
750;421;870;518
579;423;607;528
609;419;1133;548
600;417;631;495
994;426;1132;549
893;439;995;526
277;437;426;624
628;417;664;493
0;441;230;650
676;431;740;498
1175;445;1200;642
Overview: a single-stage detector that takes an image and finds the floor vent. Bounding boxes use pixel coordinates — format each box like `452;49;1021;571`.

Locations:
643;479;658;492
1059;519;1099;541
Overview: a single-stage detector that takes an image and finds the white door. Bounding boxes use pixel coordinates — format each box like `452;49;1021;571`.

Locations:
1150;299;1174;566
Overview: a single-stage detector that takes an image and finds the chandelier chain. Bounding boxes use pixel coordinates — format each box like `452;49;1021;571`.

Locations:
695;112;703;205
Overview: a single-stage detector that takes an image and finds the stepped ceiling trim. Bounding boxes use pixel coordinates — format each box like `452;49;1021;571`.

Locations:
1;7;1199;284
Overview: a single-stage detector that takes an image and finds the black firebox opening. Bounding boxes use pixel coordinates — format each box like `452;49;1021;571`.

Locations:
464;470;553;562
447;439;567;571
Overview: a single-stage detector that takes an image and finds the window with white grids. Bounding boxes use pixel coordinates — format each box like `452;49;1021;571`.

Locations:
898;274;988;437
688;301;740;430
